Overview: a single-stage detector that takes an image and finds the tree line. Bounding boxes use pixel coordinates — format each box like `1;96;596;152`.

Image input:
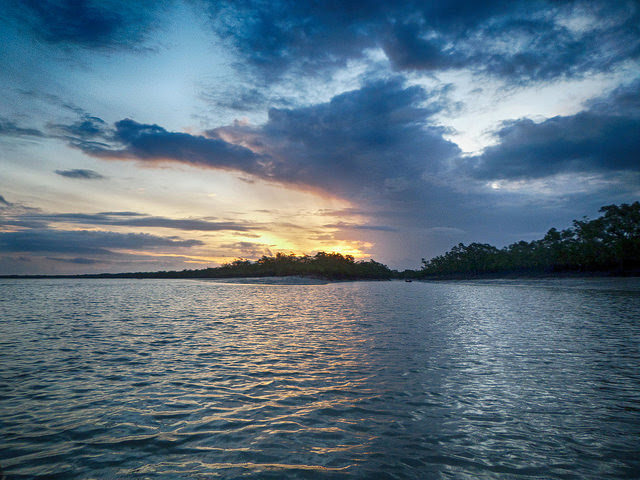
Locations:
3;202;637;280
186;251;394;280
419;202;640;277
66;251;394;280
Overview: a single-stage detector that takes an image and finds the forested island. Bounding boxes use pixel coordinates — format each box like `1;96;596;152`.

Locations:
2;202;638;280
85;251;395;280
3;251;395;281
418;202;639;278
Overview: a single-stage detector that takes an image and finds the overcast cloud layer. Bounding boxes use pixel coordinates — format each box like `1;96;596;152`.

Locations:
0;0;638;273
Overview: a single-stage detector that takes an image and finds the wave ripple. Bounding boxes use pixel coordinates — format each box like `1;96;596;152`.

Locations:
1;278;640;479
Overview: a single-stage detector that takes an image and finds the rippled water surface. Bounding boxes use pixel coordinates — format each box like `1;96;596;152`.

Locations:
1;278;639;479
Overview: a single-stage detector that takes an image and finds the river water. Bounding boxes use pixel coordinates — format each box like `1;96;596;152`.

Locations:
1;277;639;479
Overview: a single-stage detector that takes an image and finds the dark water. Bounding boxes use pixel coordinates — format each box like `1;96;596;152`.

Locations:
1;278;639;479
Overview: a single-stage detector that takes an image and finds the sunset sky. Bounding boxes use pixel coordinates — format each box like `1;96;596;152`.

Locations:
1;0;639;274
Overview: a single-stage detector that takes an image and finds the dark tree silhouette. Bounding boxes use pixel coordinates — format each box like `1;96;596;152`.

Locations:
3;203;637;280
76;251;395;280
420;202;640;277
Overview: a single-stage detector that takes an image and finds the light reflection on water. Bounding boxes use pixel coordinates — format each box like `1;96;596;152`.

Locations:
1;277;639;479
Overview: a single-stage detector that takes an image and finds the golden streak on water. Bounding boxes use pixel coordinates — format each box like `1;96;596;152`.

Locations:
2;277;640;478
123;461;353;475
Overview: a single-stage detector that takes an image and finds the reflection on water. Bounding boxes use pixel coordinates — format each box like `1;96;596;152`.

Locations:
1;278;639;478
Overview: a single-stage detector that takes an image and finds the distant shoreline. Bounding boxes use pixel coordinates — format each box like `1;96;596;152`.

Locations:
0;273;390;281
3;202;637;280
415;269;640;281
1;270;638;281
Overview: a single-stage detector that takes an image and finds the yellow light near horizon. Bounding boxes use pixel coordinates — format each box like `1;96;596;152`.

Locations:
317;244;370;259
245;230;372;260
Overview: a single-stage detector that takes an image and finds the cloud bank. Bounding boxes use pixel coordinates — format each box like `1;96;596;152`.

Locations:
204;0;640;83
1;0;638;273
468;79;640;180
63;79;459;203
9;0;164;50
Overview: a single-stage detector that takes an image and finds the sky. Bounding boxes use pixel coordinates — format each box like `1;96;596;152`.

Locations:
0;0;639;274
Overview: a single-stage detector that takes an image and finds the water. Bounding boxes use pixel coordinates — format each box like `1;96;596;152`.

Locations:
1;278;639;479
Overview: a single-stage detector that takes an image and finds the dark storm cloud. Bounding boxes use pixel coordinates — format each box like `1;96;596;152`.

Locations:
55;169;106;180
469;79;640;180
0;229;202;255
0;195;12;207
586;78;640;115
65;79;459;200
213;78;460;198
200;0;382;79
70;119;264;173
202;0;640;83
382;21;461;71
9;0;165;50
